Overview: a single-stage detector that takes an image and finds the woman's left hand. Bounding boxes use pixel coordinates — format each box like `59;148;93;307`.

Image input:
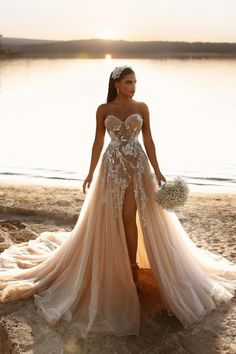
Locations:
155;170;166;187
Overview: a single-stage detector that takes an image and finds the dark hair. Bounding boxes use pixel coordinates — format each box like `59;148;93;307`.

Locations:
106;67;135;103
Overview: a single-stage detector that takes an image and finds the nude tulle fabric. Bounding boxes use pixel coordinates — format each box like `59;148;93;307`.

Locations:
0;113;236;337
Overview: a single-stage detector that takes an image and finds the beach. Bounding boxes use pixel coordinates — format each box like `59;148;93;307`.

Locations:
0;180;236;353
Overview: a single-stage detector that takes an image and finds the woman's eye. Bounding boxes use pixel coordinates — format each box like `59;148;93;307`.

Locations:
126;80;136;84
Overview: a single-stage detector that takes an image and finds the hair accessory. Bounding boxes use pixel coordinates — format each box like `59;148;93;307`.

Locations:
111;65;132;80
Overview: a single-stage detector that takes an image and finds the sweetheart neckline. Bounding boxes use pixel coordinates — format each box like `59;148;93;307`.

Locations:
104;113;143;124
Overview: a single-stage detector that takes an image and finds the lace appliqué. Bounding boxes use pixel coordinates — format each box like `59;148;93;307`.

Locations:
100;115;149;227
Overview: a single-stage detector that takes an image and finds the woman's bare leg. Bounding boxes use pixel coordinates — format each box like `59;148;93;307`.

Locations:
122;179;139;286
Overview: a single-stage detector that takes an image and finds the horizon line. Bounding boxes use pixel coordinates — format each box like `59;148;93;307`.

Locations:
1;35;236;44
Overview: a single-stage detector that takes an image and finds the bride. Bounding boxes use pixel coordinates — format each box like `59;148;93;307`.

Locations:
82;66;166;291
0;65;236;338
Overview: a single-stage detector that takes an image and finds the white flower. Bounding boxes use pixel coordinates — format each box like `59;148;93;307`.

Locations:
121;143;134;156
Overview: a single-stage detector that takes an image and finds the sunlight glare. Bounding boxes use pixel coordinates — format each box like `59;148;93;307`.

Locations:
100;31;116;40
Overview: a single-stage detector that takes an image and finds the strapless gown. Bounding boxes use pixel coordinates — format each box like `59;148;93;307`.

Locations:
0;113;236;337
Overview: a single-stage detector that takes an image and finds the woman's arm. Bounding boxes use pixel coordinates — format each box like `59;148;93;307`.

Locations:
141;102;166;186
83;104;106;193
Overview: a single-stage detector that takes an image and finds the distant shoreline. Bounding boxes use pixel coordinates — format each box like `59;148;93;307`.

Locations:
1;53;236;60
1;38;236;60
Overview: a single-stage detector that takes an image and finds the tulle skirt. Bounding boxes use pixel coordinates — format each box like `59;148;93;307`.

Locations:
0;156;236;337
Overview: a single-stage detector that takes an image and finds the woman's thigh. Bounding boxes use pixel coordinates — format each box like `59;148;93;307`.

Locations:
122;179;137;224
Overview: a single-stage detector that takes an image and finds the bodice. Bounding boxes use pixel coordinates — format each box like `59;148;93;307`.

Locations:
102;113;146;170
104;113;143;143
100;113;150;226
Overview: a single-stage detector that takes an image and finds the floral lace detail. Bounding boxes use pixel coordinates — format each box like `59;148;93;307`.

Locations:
100;114;149;227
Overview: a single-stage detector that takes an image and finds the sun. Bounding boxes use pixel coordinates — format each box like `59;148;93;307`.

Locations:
100;31;117;40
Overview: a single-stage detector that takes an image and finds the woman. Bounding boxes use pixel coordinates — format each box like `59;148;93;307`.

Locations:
82;65;166;289
0;65;236;338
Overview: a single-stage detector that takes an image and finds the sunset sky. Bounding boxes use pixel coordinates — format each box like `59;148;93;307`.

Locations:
0;0;235;42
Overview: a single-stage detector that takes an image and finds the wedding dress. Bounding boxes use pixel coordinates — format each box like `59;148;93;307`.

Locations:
0;113;236;337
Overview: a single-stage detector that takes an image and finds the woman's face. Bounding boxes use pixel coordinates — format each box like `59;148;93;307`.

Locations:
117;73;136;98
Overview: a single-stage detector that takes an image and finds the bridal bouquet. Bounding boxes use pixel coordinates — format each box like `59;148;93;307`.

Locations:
154;176;189;211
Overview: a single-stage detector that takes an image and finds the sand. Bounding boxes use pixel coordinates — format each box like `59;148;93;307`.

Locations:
0;181;235;353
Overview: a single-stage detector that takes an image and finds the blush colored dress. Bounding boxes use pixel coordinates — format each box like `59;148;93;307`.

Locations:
0;113;236;337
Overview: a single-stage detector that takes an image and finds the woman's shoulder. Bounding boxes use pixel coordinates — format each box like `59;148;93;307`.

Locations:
137;101;149;109
97;103;107;110
96;103;107;116
131;101;149;116
95;102;116;115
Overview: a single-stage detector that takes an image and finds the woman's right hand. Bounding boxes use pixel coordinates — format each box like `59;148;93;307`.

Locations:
83;172;93;194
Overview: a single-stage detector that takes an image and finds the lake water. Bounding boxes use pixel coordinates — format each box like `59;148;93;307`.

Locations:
0;57;235;193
